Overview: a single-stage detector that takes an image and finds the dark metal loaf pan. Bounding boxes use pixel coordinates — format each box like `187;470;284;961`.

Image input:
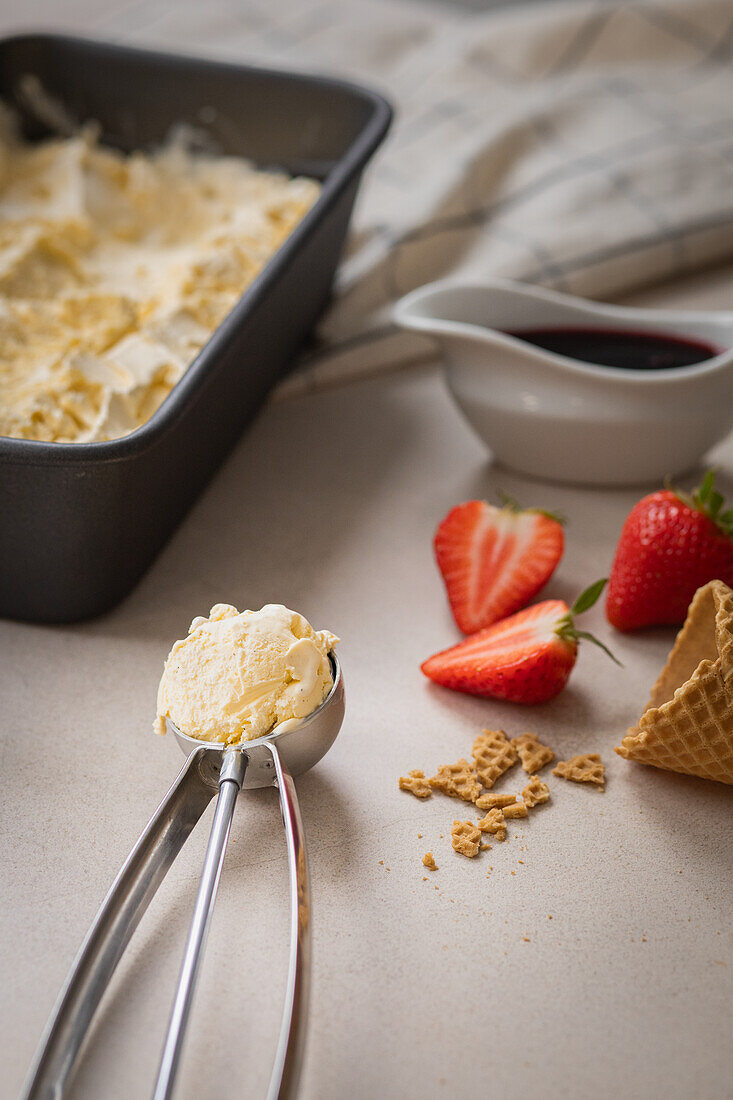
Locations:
0;34;391;623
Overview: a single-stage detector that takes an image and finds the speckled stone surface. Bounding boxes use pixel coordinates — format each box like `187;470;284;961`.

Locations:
2;264;733;1099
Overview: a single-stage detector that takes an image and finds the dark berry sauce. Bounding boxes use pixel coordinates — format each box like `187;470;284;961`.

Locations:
505;327;721;370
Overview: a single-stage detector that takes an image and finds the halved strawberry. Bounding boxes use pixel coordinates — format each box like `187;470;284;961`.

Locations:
434;497;564;634
421;580;617;705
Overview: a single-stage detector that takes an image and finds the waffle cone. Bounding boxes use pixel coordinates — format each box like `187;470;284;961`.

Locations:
616;580;733;785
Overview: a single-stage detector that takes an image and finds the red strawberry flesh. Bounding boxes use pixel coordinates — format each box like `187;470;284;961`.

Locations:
421;599;577;705
434;500;564;633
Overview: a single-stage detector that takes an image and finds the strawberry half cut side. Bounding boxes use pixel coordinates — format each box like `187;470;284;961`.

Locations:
434;498;564;634
422;579;617;705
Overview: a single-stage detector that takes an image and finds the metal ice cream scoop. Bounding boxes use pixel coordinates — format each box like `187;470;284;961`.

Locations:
22;653;344;1100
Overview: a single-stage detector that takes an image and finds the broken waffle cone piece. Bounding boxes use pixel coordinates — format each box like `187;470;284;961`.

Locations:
451;820;481;857
472;729;518;789
429;759;482;802
475;791;517;811
553;753;605;789
399;769;432;798
616;580;733;785
511;732;555;773
522;775;551;808
477;808;507;840
502;801;528;819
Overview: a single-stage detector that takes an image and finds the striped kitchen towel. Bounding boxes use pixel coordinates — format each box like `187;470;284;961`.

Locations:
69;0;733;393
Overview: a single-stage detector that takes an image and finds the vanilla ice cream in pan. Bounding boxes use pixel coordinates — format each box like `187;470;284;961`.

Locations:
0;113;322;444
0;35;391;622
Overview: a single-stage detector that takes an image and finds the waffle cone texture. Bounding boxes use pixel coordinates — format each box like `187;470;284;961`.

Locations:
616;580;733;785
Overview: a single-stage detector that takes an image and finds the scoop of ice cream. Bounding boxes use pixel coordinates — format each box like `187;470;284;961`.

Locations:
154;603;338;744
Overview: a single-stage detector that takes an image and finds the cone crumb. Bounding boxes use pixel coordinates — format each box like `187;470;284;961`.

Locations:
472;730;518;788
503;802;528;819
553;753;605;789
477;808;507;840
399;769;432;798
511;733;555;773
397;726;612;881
523;775;550;808
429;760;482;802
451;820;481;857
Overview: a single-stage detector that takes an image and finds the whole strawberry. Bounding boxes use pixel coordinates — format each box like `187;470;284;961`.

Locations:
606;472;733;631
422;579;617;705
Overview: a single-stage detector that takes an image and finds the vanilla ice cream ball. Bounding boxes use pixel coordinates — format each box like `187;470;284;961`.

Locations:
154;603;338;744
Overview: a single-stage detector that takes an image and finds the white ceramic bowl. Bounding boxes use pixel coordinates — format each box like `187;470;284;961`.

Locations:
393;278;733;486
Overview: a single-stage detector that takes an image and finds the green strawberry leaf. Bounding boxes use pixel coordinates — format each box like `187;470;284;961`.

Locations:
570;577;607;615
672;470;733;538
708;490;724;518
696;469;716;504
497;490;523;513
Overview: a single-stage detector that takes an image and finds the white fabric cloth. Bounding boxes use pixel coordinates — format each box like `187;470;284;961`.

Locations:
261;0;733;396
36;0;733;394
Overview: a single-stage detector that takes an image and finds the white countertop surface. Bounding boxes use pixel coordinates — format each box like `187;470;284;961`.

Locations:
3;267;733;1099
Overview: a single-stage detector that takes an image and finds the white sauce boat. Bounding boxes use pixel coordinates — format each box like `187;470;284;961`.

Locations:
394;277;733;486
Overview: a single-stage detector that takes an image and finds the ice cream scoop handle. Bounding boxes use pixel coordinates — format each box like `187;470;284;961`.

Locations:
267;744;311;1100
21;747;217;1100
153;748;247;1100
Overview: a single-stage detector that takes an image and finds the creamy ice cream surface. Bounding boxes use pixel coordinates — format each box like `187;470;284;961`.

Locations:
0;107;320;442
155;603;338;744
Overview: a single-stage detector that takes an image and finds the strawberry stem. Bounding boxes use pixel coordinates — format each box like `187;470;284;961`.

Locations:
555;579;623;666
496;490;565;526
571;629;623;666
671;470;733;539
